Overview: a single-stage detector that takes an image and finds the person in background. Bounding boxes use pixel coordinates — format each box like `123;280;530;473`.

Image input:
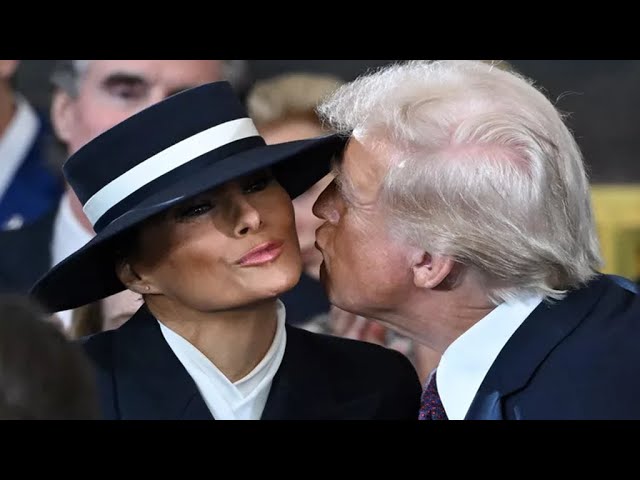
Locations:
0;60;63;232
69;291;143;339
0;294;99;419
0;60;248;334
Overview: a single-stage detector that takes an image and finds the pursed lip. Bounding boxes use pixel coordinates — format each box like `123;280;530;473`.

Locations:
236;240;284;266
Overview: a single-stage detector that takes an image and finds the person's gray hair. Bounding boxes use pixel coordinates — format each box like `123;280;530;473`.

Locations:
50;60;250;97
318;60;602;304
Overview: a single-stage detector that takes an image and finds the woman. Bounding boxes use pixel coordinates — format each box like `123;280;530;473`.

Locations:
30;81;421;420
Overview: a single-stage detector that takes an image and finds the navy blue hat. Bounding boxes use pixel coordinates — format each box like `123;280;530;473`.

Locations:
30;81;346;312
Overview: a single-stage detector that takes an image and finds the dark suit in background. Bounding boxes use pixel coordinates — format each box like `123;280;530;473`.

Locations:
0;208;54;295
0;114;63;231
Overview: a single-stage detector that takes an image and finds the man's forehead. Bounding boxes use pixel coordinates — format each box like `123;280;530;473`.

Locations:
86;60;222;84
342;137;388;182
338;137;389;204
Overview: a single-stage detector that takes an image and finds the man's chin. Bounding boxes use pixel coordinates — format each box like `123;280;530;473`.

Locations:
318;262;328;286
318;262;336;295
318;263;343;308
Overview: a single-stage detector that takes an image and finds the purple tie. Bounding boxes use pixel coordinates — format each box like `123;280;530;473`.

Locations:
418;372;448;420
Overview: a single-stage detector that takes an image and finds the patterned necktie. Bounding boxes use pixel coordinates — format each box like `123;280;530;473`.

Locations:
418;371;448;420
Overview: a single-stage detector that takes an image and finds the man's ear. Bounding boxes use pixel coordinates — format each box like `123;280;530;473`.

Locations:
51;90;76;145
412;252;456;290
115;259;160;295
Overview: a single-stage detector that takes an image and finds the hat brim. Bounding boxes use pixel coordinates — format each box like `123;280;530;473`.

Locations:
30;133;346;313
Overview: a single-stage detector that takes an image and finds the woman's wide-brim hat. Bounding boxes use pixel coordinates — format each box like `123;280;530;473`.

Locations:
30;81;346;313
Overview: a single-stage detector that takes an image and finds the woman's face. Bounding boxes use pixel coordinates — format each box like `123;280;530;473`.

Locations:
122;169;302;312
260;118;330;280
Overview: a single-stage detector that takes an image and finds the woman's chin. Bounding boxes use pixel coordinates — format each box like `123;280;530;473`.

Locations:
257;268;302;299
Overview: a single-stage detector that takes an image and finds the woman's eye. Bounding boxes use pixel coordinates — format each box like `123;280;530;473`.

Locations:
178;202;213;219
244;175;273;194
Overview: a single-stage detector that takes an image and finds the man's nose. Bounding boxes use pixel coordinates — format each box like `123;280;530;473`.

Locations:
312;180;335;221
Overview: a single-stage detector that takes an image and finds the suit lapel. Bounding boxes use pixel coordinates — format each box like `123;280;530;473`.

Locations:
112;306;213;420
465;275;611;420
111;312;385;420
261;325;382;420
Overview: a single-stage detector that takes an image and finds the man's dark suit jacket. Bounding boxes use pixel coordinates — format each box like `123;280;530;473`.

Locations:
466;274;640;419
82;305;422;420
0;112;64;231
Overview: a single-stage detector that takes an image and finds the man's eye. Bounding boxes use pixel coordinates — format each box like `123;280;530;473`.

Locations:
107;83;147;101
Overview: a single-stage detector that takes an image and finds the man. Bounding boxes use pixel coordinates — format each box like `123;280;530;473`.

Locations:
0;60;248;331
312;60;640;419
0;60;63;231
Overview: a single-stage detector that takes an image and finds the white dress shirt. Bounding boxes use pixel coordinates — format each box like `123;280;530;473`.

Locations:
51;194;94;329
437;294;543;420
0;95;39;204
159;300;288;420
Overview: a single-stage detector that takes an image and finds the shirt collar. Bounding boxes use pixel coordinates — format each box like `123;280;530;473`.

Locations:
52;193;94;267
159;299;288;420
51;193;95;331
437;294;543;420
0;95;40;201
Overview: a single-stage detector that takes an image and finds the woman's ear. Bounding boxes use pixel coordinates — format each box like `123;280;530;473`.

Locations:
115;259;160;295
411;252;456;290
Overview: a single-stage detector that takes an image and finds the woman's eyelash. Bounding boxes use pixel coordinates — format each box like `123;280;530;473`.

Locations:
244;175;273;193
175;174;272;220
178;202;213;219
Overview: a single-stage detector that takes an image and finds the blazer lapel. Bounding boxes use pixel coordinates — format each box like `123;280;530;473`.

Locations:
112;306;213;420
465;275;611;420
261;325;382;420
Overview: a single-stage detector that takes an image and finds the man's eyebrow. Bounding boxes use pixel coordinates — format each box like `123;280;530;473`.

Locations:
329;152;343;177
100;72;149;89
99;73;198;99
330;154;359;205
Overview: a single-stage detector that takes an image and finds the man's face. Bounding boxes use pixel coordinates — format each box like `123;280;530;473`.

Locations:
312;137;417;318
52;60;223;155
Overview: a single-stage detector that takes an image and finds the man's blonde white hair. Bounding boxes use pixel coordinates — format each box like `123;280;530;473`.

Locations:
318;60;602;303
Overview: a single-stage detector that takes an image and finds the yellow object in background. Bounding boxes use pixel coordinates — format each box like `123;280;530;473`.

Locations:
590;184;640;281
